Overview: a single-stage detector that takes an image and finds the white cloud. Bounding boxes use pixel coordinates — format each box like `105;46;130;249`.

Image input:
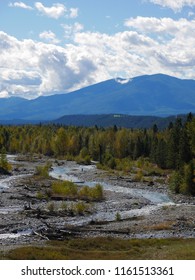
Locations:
124;16;195;35
0;31;97;98
39;31;60;44
62;22;84;39
188;11;195;17
69;8;78;18
1;14;195;99
34;2;78;19
115;77;132;84
9;1;33;10
148;0;195;12
9;1;79;19
34;2;66;19
0;90;9;98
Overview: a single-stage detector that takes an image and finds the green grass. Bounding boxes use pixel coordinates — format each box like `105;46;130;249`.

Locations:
2;237;195;260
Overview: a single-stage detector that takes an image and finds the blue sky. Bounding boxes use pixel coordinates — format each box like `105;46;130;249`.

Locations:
1;0;195;98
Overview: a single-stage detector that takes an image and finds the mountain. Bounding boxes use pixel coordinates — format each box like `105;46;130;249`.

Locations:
51;114;185;129
0;74;195;121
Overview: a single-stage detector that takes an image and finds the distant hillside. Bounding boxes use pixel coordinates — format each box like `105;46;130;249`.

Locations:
51;114;188;129
0;74;195;120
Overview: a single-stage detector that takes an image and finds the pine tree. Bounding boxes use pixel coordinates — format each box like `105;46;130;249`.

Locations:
180;161;194;195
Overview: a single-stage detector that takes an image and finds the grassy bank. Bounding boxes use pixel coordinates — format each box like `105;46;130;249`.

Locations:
2;237;195;260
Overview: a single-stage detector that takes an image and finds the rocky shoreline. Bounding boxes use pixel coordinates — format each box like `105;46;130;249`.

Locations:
0;156;195;251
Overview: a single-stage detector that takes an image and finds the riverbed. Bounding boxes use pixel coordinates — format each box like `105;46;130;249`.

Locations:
0;155;195;249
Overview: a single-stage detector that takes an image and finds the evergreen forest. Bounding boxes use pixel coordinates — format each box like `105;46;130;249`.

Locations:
0;113;195;196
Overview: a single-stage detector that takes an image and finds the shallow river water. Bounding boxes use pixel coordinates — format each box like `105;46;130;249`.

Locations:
49;164;174;225
0;158;174;239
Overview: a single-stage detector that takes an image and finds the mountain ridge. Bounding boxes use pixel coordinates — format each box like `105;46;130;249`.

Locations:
0;73;195;120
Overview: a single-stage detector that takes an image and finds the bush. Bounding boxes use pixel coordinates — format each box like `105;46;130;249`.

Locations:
52;180;78;197
169;171;182;194
78;185;91;199
60;201;68;211
133;170;144;182
107;157;116;169
0;148;12;172
35;162;51;178
76;148;91;165
36;191;45;200
76;155;91;165
115;212;121;221
47;202;55;213
169;162;195;195
90;184;104;201
74;202;89;215
51;181;104;201
180;162;195;195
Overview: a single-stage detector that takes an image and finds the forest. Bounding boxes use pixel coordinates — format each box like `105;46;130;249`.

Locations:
0;113;195;196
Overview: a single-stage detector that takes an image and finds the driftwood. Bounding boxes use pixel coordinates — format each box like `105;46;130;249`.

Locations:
36;229;78;240
33;230;49;240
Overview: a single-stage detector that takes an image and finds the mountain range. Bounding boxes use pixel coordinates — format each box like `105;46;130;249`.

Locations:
0;74;195;122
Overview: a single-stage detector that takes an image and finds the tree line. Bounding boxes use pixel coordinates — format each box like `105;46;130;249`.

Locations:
0;113;195;195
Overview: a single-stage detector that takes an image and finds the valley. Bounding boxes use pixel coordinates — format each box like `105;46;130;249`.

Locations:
0;155;195;259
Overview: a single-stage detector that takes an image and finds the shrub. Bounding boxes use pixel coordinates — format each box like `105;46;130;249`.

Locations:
52;180;78;197
47;202;55;213
60;201;68;211
76;147;91;165
107;157;116;169
51;181;104;201
36;191;45;200
133;170;144;182
78;185;91;199
90;184;104;201
168;171;182;193
35;162;51;178
0;148;12;172
74;202;89;215
76;155;91;165
115;212;121;221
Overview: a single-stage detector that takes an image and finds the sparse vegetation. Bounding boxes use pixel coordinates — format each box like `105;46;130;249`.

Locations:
0;148;12;173
35;162;51;178
47;202;55;213
51;180;104;201
52;180;78;197
2;238;195;260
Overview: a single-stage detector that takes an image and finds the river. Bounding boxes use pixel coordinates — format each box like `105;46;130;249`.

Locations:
49;163;174;225
0;156;194;241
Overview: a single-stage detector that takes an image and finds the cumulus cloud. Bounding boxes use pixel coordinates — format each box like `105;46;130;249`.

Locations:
1;14;195;99
9;2;33;10
148;0;195;12
39;31;60;44
0;31;97;98
124;16;195;35
33;2;79;19
62;22;84;39
34;2;66;19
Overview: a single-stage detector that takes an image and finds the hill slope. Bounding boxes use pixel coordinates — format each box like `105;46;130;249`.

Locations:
51;114;182;129
0;74;195;120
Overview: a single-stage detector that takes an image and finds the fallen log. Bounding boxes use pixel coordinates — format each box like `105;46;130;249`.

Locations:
33;230;49;240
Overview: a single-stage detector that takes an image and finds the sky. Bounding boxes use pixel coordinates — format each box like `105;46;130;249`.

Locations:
0;0;195;99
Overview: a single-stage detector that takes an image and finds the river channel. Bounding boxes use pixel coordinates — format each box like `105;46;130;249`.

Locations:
49;163;174;226
1;156;194;242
